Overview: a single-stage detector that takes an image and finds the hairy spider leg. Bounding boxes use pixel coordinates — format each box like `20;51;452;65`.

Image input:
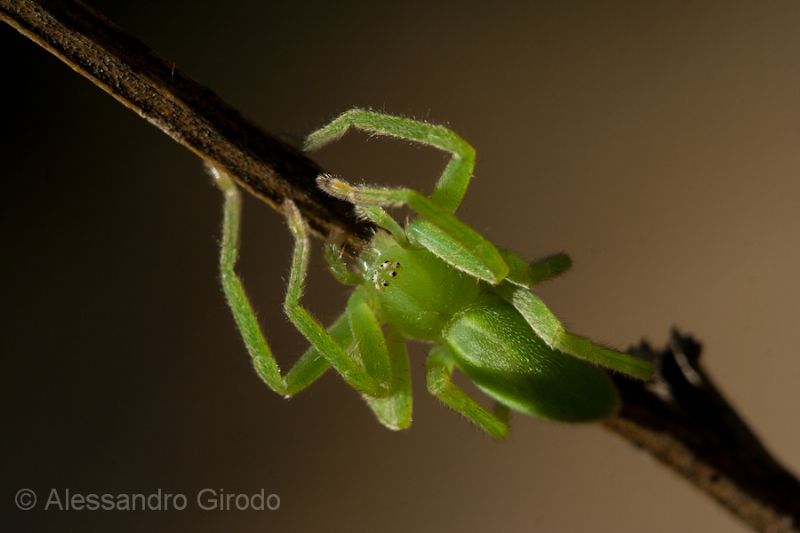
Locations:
315;172;651;379
284;198;398;396
294;209;412;426
426;346;510;439
304;108;475;213
305;110;574;289
320;219;415;426
363;325;413;430
323;230;361;286
526;253;573;284
214;168;393;398
317;175;509;284
499;249;573;287
306;108;507;283
354;205;406;243
495;283;654;379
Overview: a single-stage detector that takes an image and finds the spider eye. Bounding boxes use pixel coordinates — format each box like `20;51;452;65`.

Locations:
373;259;399;288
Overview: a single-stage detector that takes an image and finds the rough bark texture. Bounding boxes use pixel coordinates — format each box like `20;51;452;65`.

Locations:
3;1;798;531
606;332;799;532
1;0;372;251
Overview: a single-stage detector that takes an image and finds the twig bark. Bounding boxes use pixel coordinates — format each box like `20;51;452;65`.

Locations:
1;0;372;251
3;1;799;531
606;332;799;532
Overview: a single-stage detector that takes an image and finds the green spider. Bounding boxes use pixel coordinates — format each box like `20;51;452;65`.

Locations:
212;109;653;439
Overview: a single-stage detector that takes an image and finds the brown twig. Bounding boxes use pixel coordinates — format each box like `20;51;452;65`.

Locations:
606;332;799;532
3;1;798;531
1;0;372;252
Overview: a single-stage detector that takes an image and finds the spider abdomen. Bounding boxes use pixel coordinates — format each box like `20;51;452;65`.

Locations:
444;294;619;422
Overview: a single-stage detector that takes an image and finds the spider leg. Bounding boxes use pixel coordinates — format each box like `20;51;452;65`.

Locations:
318;175;509;284
307;109;506;283
499;249;572;287
426;346;510;439
355;205;406;243
495;283;654;380
345;289;392;388
527;253;572;283
363;326;413;430
285;315;345;396
304;108;475;213
323;229;361;286
343;288;412;429
213;168;389;398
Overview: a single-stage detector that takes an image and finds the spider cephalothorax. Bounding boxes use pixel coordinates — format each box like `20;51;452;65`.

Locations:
213;109;652;438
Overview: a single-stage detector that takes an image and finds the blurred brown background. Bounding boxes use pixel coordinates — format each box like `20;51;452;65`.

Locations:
3;1;799;531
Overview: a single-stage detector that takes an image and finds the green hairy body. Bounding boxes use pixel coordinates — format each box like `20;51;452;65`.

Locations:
213;109;652;439
364;232;618;422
